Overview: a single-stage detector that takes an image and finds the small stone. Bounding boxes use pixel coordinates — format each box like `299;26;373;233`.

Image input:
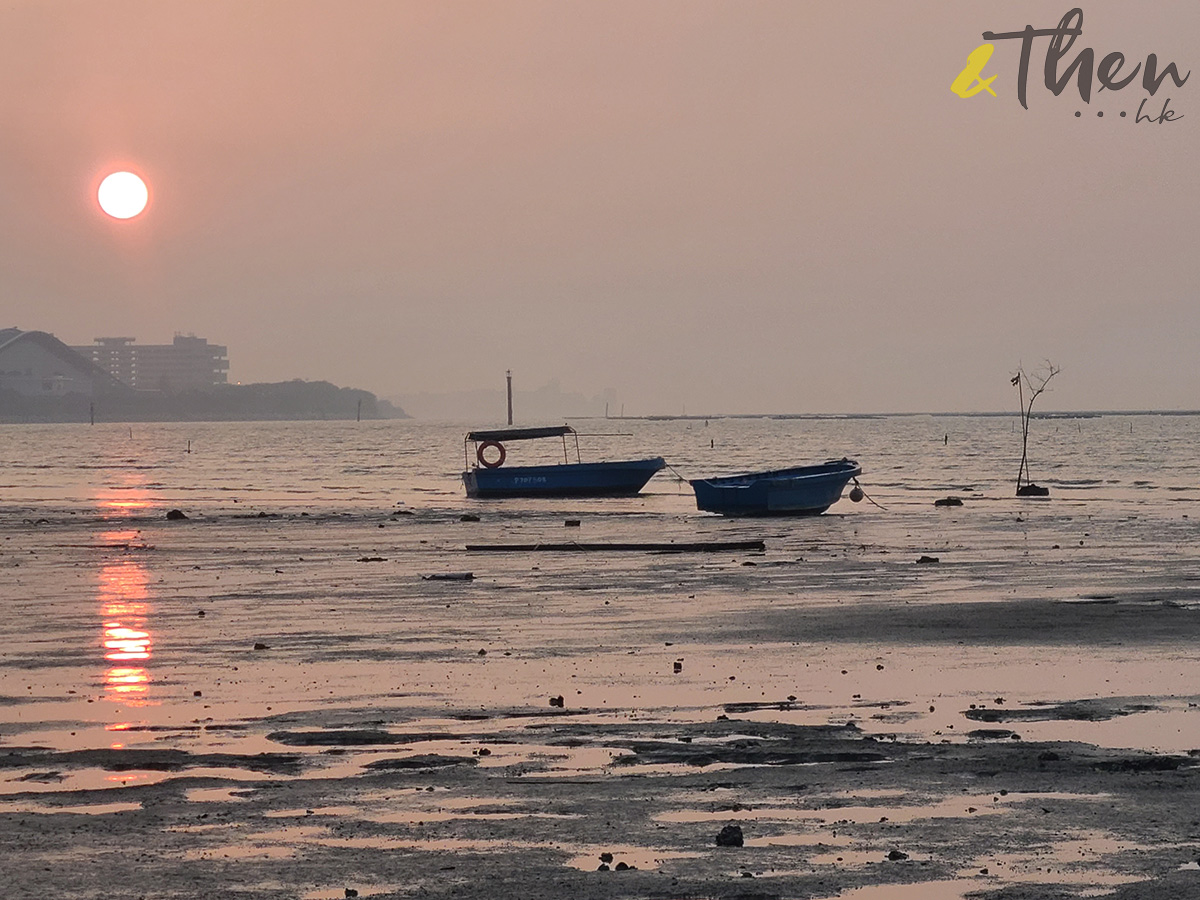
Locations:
564;519;581;527
459;514;480;522
887;849;909;861
599;852;613;863
916;555;939;564
715;824;744;847
549;695;565;708
345;890;359;898
614;862;629;871
165;509;188;520
193;690;202;697
597;864;609;872
253;642;270;650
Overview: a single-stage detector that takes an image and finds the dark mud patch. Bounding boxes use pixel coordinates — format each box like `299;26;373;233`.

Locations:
268;729;455;747
965;698;1162;724
363;754;478;771
732;597;1200;646
0;747;304;776
603;721;892;768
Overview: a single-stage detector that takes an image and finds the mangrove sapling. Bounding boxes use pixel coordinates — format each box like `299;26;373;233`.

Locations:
1011;362;1060;496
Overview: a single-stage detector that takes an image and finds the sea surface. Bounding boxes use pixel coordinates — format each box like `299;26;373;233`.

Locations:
2;412;1198;515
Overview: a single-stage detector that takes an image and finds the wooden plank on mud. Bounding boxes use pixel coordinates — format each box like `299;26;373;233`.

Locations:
464;540;766;553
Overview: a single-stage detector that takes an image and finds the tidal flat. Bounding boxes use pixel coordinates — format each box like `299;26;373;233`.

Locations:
2;478;1199;899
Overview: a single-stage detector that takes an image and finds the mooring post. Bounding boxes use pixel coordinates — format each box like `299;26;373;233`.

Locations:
506;370;513;425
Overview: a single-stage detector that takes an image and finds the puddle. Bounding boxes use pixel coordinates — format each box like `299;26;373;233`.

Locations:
827;883;967;900
564;843;703;871
264;802;579;825
949;830;1154;891
0;800;142;815
746;833;852;849
0;765;277;796
302;888;399;900
184;787;251;803
809;848;925;866
807;791;1107;825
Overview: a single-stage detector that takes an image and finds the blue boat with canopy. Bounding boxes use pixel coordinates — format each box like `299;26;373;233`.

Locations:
462;425;665;498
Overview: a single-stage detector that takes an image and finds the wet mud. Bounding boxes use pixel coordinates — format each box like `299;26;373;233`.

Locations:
3;489;1200;898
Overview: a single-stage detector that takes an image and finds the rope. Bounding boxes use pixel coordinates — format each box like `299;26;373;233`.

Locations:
664;462;694;484
852;477;888;511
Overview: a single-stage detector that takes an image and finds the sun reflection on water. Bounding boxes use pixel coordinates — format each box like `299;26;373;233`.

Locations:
96;525;156;706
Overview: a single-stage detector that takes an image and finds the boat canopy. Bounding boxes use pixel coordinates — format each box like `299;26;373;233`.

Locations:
465;425;575;442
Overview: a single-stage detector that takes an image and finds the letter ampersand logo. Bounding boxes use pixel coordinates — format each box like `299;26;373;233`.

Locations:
952;43;998;97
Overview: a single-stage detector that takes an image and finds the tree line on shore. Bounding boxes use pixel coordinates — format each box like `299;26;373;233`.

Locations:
0;379;408;423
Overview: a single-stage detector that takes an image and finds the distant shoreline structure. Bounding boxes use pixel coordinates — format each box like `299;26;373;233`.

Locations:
571;409;1200;421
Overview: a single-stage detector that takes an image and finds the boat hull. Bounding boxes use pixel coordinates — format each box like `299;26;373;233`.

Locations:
690;459;861;516
463;457;666;499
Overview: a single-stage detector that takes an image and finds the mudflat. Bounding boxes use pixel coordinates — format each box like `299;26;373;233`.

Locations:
2;498;1199;899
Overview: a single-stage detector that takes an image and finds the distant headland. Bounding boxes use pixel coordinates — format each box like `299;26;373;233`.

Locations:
0;379;407;423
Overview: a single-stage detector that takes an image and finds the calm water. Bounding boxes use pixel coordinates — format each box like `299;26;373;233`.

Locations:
1;413;1197;515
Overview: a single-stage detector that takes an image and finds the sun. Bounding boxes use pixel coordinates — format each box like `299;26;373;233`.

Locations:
97;171;149;219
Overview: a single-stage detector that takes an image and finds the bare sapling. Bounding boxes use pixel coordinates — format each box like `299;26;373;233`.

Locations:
1011;361;1060;496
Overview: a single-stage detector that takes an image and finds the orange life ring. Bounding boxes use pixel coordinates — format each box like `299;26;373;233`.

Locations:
477;440;506;469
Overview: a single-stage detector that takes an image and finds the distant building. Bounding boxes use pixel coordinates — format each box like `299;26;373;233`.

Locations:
0;328;127;397
73;334;229;392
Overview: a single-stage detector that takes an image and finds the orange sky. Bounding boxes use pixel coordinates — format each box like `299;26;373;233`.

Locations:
1;1;1196;413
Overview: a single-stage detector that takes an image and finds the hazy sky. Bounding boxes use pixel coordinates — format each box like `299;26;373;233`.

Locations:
2;1;1196;414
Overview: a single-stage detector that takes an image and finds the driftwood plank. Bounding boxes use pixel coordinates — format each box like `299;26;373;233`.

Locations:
464;540;765;553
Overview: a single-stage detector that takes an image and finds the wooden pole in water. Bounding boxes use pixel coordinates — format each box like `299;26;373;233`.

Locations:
357;398;362;422
506;370;513;425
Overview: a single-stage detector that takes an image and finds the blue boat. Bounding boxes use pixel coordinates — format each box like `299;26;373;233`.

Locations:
462;425;665;498
690;458;862;516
